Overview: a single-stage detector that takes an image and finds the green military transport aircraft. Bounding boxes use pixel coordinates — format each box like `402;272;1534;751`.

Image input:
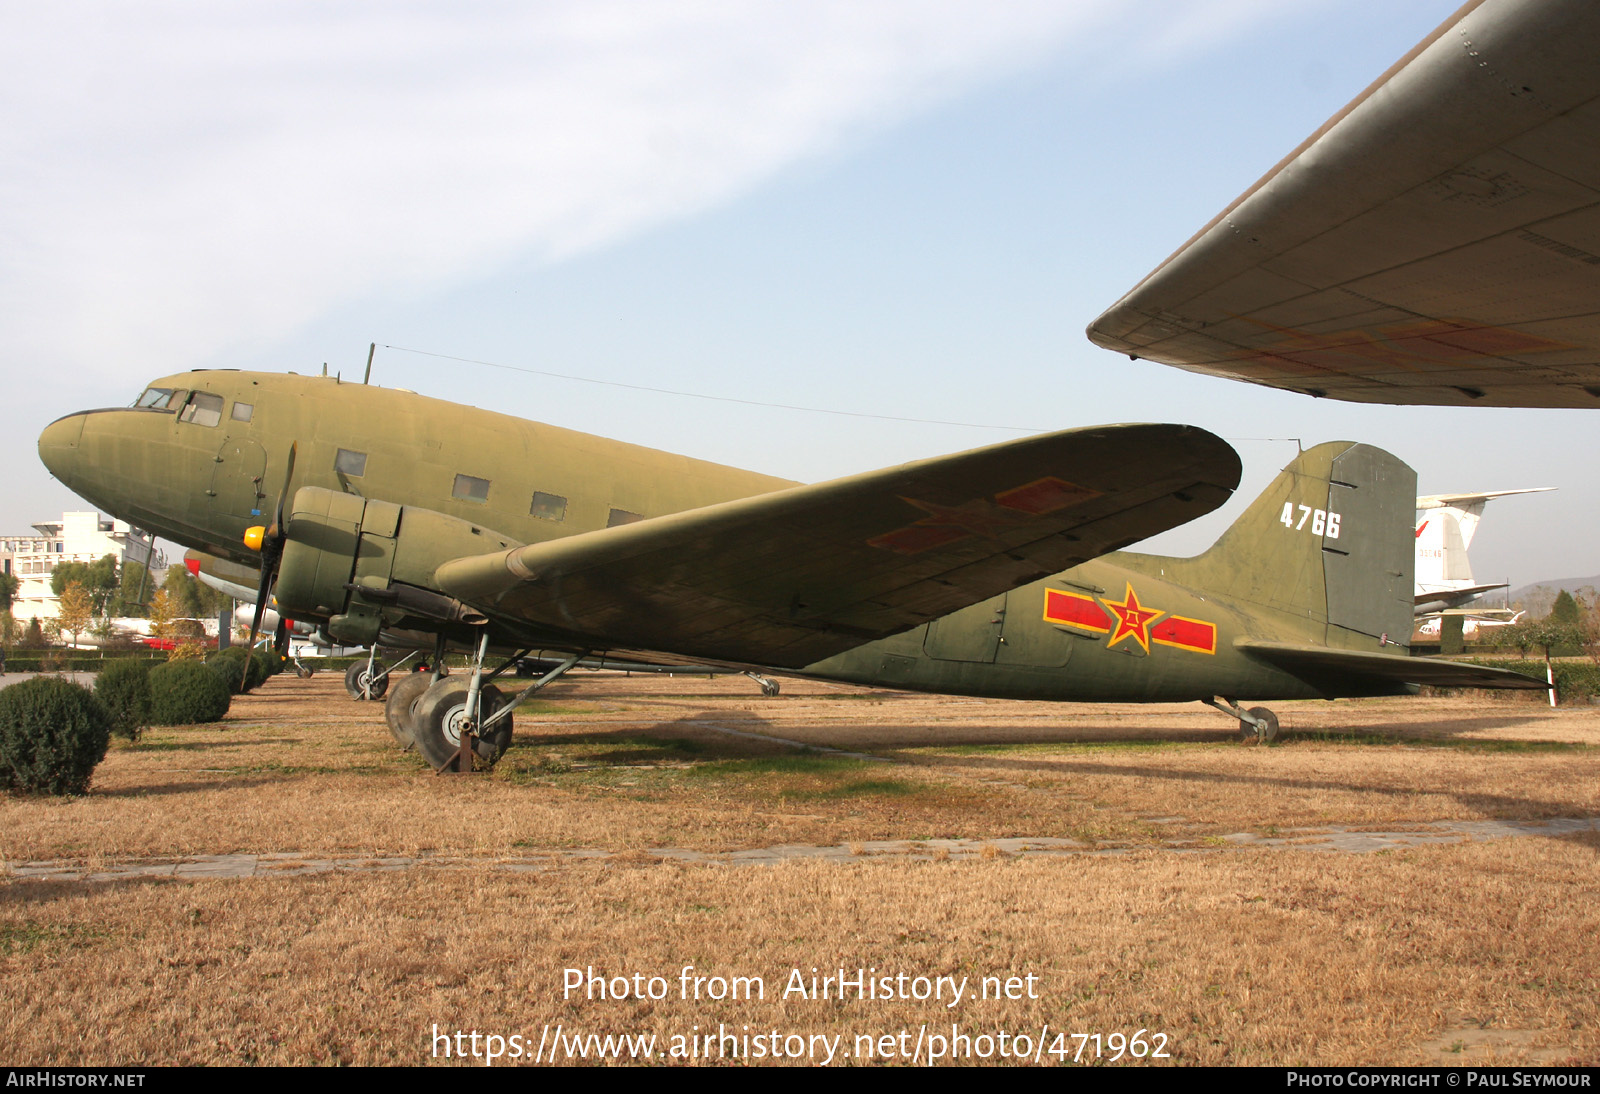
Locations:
39;371;1542;770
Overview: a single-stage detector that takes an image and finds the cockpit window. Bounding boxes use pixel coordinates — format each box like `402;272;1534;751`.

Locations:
136;387;176;409
178;391;224;427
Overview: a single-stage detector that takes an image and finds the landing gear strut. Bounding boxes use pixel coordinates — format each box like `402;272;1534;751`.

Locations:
744;672;781;697
1203;697;1280;743
409;634;589;773
345;649;420;700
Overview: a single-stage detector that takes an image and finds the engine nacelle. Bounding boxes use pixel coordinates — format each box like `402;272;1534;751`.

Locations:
274;487;520;645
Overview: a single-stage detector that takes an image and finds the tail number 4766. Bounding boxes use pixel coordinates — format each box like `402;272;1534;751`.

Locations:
1280;503;1341;538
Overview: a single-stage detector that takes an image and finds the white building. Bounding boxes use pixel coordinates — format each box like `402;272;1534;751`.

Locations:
2;512;164;624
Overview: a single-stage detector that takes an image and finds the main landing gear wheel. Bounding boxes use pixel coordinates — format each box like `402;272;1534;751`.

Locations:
384;671;433;749
345;660;388;700
411;677;515;771
1240;706;1279;744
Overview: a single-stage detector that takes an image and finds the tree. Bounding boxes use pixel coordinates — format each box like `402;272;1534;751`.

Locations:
0;572;18;613
111;559;151;618
147;588;175;645
22;617;48;650
162;565;220;621
1549;589;1582;627
51;555;119;616
55;582;93;648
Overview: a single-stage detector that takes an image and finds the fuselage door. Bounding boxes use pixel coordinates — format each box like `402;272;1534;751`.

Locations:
923;594;1007;663
209;436;269;523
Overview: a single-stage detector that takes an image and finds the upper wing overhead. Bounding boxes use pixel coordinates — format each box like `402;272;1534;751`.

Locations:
1088;0;1600;408
436;424;1240;668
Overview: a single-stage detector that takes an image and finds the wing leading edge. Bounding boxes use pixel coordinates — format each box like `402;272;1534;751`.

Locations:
1089;0;1600;408
436;424;1240;668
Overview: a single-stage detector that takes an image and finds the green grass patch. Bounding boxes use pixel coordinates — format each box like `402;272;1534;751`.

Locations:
790;778;925;800
0;921;106;956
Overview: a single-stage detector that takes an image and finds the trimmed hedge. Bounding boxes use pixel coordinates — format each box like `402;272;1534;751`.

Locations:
95;659;154;741
1447;658;1600;704
0;677;112;795
149;660;232;725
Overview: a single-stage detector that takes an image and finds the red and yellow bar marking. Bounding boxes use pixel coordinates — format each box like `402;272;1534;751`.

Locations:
1150;614;1217;655
1042;588;1111;633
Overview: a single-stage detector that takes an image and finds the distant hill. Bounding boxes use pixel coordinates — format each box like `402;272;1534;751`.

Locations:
1504;575;1600;616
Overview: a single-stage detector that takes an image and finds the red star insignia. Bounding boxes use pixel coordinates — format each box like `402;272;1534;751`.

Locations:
1104;583;1164;653
898;496;1031;538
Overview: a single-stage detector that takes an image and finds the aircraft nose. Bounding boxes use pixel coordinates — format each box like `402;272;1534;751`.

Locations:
38;412;87;481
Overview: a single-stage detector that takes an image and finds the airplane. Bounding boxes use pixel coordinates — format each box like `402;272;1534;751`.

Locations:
1416;609;1525;641
1087;0;1600;408
38;371;1542;770
1413;487;1554;615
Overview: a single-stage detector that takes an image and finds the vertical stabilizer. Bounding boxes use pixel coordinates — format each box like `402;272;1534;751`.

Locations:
1124;442;1416;650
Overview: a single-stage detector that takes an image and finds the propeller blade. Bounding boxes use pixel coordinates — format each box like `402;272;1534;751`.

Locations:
273;441;297;532
245;440;298;661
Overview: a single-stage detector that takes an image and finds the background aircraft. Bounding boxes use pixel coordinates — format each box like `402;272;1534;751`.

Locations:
39;372;1540;769
1413;486;1554;614
1088;0;1600;409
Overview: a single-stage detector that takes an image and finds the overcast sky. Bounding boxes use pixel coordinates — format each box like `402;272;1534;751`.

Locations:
4;0;1592;590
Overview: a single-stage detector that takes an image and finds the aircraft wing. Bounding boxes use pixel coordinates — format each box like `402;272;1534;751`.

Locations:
435;424;1240;668
1238;639;1548;690
1087;0;1600;408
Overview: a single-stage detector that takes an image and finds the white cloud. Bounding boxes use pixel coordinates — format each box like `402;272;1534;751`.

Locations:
0;1;1309;379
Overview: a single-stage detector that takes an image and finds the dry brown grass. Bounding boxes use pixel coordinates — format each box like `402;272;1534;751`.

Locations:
2;672;1597;1065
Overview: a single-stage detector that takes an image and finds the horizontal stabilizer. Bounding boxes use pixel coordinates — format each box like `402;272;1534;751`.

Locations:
437;424;1240;668
1414;582;1507;606
1415;488;1555;510
1238;639;1547;690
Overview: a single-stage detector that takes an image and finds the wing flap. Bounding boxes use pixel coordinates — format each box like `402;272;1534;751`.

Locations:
1238;639;1548;690
436;424;1240;668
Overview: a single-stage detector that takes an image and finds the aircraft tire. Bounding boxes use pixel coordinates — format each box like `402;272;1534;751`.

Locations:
345;660;389;701
384;671;433;749
1243;706;1279;743
412;678;514;771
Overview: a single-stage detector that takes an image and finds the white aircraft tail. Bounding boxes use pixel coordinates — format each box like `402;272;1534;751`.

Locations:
1414;487;1554;608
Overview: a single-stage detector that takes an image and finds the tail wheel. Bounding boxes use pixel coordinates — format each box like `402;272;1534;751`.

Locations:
1240;706;1279;743
345;660;388;700
383;671;433;749
411;678;514;771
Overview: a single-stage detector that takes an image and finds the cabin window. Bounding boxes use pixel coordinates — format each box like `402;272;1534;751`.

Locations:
231;401;254;422
178;391;223;427
607;508;643;528
453;474;490;502
335;448;368;477
136;387;176;409
530;492;567;521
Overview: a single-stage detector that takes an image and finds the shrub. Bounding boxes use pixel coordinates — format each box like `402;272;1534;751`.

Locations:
207;651;245;694
0;677;112;795
95;659;154;741
149;660;232;725
248;649;275;686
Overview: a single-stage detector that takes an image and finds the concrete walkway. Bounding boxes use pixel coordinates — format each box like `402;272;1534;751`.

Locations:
8;816;1597;883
